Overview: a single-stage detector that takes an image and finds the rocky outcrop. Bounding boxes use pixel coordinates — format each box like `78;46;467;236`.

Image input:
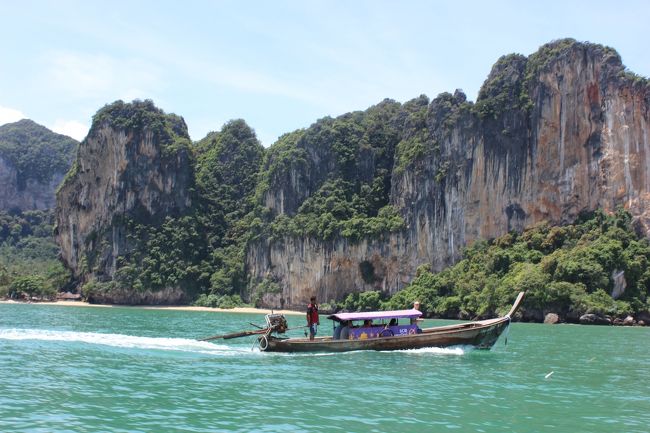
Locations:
544;313;560;324
247;235;414;308
55;101;194;299
247;39;650;309
85;286;186;305
0;156;65;210
579;313;612;325
0;120;77;211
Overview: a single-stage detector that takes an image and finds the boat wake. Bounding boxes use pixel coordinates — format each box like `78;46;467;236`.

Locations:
269;346;473;357
398;346;472;355
0;328;257;356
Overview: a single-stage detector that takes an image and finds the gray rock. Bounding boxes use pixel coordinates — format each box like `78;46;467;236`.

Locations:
611;270;627;299
579;314;612;326
623;315;635;326
544;313;560;324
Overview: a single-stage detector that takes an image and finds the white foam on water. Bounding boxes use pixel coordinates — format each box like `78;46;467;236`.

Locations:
0;328;255;356
1;329;477;357
397;346;471;355
269;346;472;357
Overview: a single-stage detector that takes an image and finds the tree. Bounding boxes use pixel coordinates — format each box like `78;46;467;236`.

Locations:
10;275;47;299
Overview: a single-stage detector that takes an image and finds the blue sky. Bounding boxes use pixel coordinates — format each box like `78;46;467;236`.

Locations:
1;0;648;145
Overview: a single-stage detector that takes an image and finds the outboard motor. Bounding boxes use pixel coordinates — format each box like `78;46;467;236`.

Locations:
265;314;288;334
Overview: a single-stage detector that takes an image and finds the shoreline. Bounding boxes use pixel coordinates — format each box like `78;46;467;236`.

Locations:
2;299;646;326
0;299;303;316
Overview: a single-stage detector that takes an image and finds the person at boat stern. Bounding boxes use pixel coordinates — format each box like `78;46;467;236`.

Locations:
307;296;319;341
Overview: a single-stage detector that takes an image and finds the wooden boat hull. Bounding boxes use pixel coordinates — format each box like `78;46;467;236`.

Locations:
261;317;510;353
260;292;525;353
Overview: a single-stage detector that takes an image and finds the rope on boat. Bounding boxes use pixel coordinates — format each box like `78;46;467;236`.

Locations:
503;316;511;346
256;324;309;351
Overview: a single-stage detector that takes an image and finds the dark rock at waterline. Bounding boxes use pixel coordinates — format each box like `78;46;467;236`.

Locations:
635;311;650;323
544;313;560;324
579;314;612;325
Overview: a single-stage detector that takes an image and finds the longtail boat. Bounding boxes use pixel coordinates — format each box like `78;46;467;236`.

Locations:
200;292;525;353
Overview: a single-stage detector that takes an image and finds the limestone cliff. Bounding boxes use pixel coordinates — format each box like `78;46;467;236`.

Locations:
0;120;77;211
247;39;650;309
55;100;194;303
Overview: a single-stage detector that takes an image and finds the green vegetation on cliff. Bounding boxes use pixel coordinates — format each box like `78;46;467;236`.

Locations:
256;99;406;241
0;119;77;188
474;39;625;118
195;119;265;297
380;209;650;322
90;99;191;155
51;38;650;316
0;210;71;299
474;53;527;119
77;113;263;306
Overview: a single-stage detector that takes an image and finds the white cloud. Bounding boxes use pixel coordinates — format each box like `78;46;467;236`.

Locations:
51;119;89;141
0;105;26;125
44;50;164;101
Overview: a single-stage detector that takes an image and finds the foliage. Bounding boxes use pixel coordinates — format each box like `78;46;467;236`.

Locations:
385;209;650;320
519;39;621;112
90;99;192;157
516;38;580;112
0;210;72;297
194;120;265;297
9;275;57;300
341;290;385;312
88;118;265;303
257;99;407;241
115;215;211;294
195;119;264;247
268;184;405;241
0;119;77;187
193;293;246;309
394;95;430;174
474;39;625;118
618;70;650;87
474;53;528;119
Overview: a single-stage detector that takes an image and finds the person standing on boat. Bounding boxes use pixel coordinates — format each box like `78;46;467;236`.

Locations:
411;301;421;325
307;296;319;341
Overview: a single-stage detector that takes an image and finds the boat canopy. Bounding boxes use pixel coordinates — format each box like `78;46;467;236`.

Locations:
327;309;422;322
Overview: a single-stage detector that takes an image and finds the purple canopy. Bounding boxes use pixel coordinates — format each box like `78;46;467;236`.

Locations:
327;309;422;322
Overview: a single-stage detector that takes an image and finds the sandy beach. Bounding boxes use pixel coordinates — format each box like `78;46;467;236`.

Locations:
0;299;303;316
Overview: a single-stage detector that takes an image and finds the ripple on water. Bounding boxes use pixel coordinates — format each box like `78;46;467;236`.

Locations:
1;306;649;433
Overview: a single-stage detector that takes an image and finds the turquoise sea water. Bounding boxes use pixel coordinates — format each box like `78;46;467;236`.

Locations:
0;303;648;433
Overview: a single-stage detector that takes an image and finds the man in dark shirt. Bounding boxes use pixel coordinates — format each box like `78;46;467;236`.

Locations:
306;296;319;341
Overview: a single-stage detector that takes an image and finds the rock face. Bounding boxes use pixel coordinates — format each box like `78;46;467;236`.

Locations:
544;313;560;324
55;101;194;300
83;286;186;305
0;156;64;210
247;39;650;309
0;120;77;211
580;314;612;325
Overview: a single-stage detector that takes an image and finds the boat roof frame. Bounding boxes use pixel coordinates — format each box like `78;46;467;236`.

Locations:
327;309;422;322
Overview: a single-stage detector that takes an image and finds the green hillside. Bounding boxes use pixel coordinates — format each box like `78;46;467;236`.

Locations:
0;119;77;188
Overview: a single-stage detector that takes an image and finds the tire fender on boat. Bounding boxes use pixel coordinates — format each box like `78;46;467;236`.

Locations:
259;334;269;351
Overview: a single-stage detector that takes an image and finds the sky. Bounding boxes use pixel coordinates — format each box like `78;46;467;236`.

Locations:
1;0;648;146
